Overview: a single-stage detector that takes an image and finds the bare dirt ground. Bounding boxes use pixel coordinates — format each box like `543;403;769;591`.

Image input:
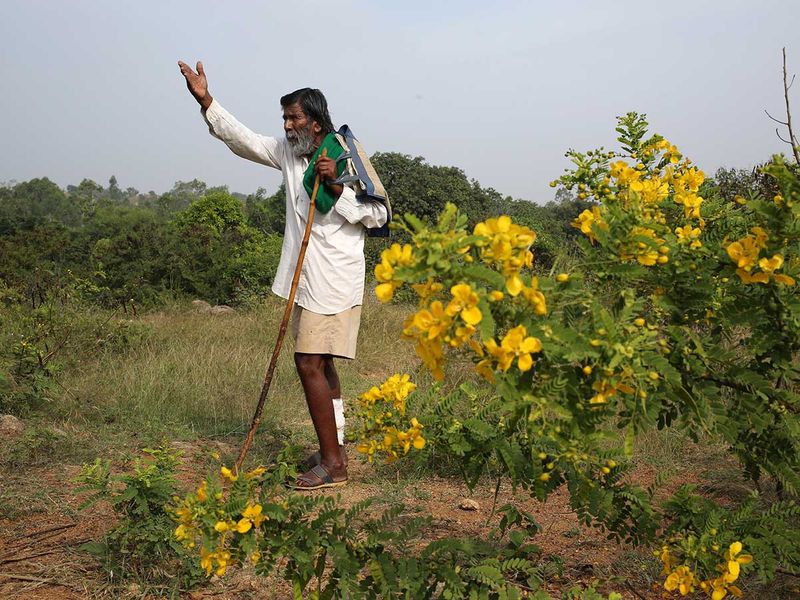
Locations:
0;440;676;600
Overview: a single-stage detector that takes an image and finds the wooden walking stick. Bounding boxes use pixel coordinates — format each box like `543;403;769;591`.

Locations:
235;149;326;471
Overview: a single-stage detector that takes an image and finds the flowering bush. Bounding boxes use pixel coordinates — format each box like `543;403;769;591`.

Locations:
163;113;800;598
360;113;800;596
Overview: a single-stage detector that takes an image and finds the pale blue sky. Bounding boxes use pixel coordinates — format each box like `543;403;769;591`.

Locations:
1;0;797;202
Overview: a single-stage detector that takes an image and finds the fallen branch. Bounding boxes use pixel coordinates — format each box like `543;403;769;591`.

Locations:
0;548;65;566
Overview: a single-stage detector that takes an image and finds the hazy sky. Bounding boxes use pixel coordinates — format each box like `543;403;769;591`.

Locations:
1;0;797;203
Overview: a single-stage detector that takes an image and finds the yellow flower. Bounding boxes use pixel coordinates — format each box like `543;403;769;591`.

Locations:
556;273;569;282
726;237;761;271
722;541;752;583
759;253;783;273
571;206;607;243
214;520;231;533
239;503;267;530
664;565;695;595
506;275;524;296
215;550;231;577
489;290;504;301
196;480;208;502
174;523;191;542
675;224;702;248
521;279;547;315
736;268;769;284
446;283;482;325
374;243;415;303
245;466;266;479
220;466;237;482
200;546;214;576
590;379;616;404
413;301;451;340
473;216;536;277
236;518;253;533
383;243;415;267
411;279;444;302
375;282;397;303
500;325;542;372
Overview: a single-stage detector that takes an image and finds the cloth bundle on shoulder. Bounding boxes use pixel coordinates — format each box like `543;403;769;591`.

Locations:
302;125;392;237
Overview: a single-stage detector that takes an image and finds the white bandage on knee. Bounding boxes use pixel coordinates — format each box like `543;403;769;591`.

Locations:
332;397;345;446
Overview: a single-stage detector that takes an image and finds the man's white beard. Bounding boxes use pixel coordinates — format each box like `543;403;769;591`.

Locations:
287;125;316;157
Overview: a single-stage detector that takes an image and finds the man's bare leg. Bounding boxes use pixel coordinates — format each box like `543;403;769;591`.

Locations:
323;356;341;398
294;353;347;485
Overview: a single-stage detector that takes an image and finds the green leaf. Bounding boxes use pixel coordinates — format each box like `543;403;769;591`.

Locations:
478;297;496;341
624;422;635;457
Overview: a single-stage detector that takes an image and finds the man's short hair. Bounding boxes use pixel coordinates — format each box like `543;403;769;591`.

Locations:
280;88;335;135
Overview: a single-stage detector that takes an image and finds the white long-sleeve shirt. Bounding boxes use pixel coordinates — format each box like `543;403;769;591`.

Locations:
202;99;388;314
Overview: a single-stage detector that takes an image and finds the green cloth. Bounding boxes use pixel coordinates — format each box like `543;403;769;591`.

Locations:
303;133;347;214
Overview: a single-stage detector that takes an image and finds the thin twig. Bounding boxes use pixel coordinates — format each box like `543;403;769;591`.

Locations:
0;525;78;560
6;522;76;544
781;47;800;164
0;572;54;583
765;109;789;125
777;130;793;145
0;548;66;566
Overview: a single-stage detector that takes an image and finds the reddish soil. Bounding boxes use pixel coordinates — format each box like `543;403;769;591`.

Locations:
0;440;681;600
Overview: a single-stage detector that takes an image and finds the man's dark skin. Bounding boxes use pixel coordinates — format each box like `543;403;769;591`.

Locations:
178;60;347;486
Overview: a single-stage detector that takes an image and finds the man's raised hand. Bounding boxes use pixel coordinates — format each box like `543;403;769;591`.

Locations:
178;60;213;110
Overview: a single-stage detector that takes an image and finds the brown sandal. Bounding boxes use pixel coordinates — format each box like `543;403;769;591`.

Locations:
293;464;347;491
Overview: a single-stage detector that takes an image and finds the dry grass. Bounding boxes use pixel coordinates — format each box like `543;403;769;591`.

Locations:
55;296;418;452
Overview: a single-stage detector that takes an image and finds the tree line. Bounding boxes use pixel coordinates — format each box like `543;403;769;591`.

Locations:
0;152;758;308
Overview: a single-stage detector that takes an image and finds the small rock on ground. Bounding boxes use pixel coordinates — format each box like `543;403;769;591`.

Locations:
0;414;24;437
458;498;480;511
210;305;236;315
192;299;212;313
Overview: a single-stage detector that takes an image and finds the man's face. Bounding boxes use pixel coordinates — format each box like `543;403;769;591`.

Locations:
283;103;320;157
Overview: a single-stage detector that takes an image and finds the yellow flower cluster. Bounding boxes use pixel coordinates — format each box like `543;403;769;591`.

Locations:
671;166;706;221
519;277;548;314
172;466;269;577
725;227;795;285
201;546;232;577
610;160;645;192
375;243;416;302
659;541;752;599
357;418;426;463
355;374;425;463
618;226;669;266
571;138;711;269
402;284;485;380
589;377;634;405
675;224;703;249
359;373;417;415
571;206;607;244
474;325;542;382
473;216;536;294
212;502;267;535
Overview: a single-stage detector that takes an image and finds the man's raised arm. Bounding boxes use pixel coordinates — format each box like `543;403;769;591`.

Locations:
177;59;282;169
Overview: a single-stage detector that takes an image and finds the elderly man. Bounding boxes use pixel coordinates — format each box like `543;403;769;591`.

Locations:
178;60;388;489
